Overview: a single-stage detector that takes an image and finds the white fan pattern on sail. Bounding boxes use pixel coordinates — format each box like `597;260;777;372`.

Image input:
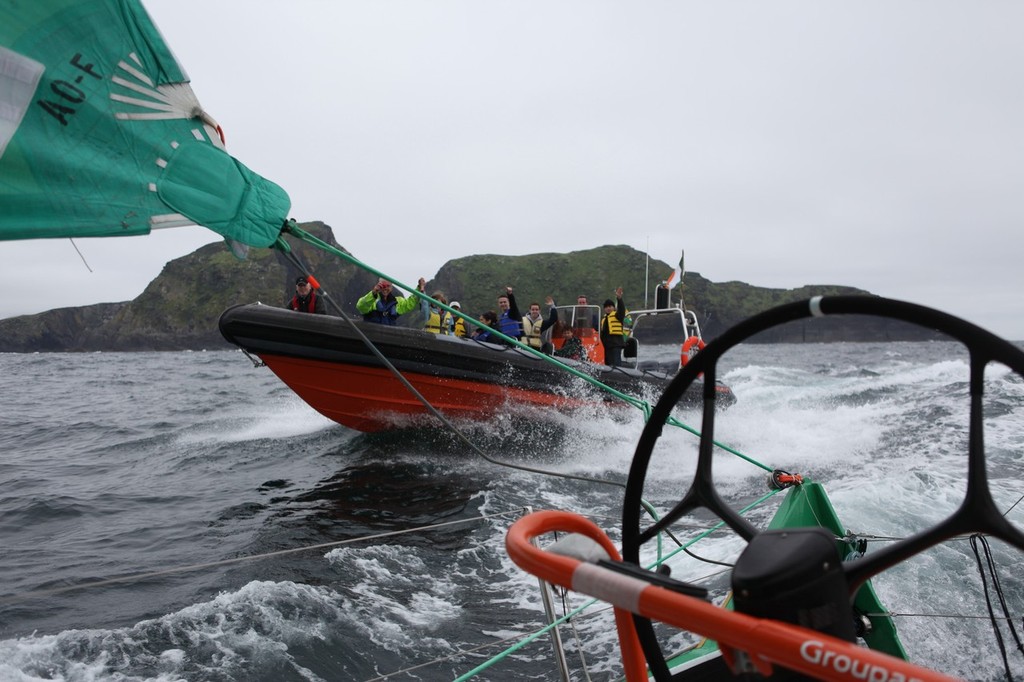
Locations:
109;51;228;229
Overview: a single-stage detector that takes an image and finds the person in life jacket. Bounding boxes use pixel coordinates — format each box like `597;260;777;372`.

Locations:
420;289;454;335
522;296;558;350
450;301;468;338
495;287;523;345
286;276;326;314
356;278;420;325
600;287;627;367
471;311;500;342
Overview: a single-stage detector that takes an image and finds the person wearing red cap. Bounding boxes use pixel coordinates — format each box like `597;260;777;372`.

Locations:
356;277;420;325
286;276;326;313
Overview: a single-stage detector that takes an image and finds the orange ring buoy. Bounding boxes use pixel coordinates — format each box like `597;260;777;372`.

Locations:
680;336;706;367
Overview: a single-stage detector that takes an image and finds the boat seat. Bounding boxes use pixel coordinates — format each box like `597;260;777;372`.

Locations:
624;336;638;359
620;336;639;369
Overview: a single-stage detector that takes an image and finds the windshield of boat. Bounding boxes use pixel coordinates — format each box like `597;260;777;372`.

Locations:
554;305;600;330
629;309;695;344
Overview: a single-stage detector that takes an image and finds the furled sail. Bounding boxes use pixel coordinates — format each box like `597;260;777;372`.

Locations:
0;0;289;249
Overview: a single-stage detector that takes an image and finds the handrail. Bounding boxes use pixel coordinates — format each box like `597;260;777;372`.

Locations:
455;490;787;680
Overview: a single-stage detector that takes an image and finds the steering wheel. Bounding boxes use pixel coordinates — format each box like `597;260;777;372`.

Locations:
620;295;1024;679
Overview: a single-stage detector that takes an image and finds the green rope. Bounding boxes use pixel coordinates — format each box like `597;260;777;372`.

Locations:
451;604;589;682
664;415;773;473
279;222;773;473
282;221;648;408
651;488;784;568
453;489;787;680
276;223;770;477
274;222;794;678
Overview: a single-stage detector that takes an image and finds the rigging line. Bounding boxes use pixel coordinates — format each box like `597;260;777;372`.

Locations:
365;604;608;682
565;610;597;682
276;235;806;598
849;533;907;541
273;225;683;538
363;629;550;682
282;222;648;409
971;533;1024;678
68;238;93;272
1004;492;1024;517
277;247;346;317
277;224;777;483
869;611;1024;621
679;544;735;568
455;594;615;681
556;578;597;682
275;225;783;555
278;222;781;480
652;489;785;570
0;509;525;605
463;561;725;681
850;532;992;543
320;283;630;491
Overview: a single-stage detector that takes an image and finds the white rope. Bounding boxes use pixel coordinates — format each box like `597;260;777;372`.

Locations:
867;611;1021;621
0;508;526;604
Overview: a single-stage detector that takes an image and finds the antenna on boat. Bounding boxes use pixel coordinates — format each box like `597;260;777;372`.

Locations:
644;236;650;309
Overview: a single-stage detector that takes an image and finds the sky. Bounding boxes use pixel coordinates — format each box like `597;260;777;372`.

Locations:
2;1;1023;337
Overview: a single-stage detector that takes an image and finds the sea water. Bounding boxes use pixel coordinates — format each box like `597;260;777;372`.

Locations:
0;341;1022;681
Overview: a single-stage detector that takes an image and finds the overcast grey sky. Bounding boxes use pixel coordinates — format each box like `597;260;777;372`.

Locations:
3;1;1022;337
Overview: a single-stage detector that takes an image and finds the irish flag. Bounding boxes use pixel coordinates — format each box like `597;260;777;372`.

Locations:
666;250;685;289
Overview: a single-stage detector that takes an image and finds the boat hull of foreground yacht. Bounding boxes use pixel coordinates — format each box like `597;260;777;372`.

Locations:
218;303;735;432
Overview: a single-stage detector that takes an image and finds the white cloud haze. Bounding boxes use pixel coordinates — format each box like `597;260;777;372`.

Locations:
3;1;1022;337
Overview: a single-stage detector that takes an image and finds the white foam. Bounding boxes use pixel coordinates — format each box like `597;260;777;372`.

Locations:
177;395;336;444
324;545;463;650
0;580;344;681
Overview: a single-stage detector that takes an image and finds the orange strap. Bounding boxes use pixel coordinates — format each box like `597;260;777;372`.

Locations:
506;510;961;682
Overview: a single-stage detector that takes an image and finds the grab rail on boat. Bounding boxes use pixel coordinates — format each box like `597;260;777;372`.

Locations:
455;489;787;681
506;511;959;682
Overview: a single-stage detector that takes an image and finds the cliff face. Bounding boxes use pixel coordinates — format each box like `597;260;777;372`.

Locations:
0;302;128;352
0;225;938;352
0;222;376;351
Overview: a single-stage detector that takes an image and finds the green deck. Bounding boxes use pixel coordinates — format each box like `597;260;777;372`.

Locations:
662;481;906;675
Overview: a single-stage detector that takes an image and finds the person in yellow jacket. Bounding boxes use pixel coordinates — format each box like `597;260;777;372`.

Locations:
420;288;454;335
521;296;558;350
600;287;627;367
451;301;468;338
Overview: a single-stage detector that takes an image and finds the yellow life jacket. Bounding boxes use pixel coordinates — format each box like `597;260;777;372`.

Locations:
602;311;623;337
453;316;467;338
425;308;452;335
522;314;545;349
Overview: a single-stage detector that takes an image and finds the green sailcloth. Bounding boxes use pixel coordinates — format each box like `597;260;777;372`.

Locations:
0;0;289;249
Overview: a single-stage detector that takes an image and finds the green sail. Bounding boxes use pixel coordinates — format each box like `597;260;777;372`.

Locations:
0;0;289;248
